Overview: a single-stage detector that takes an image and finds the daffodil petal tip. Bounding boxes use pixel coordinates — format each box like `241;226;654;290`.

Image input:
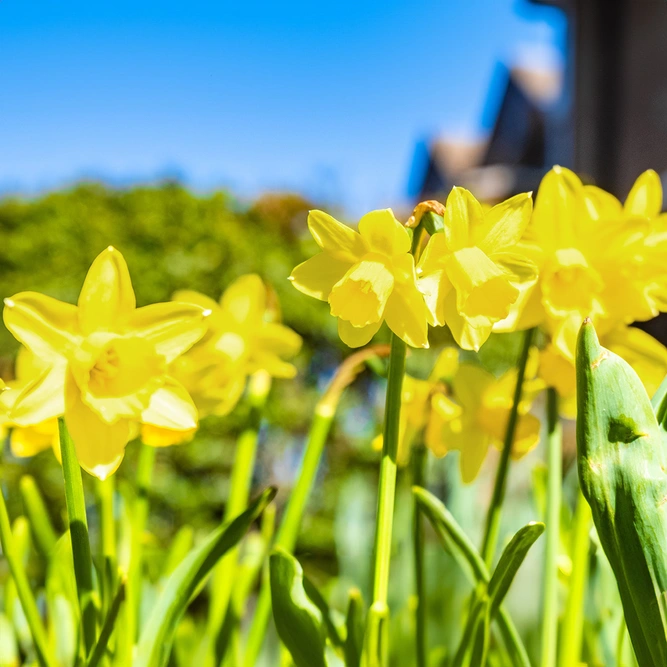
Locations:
4;298;14;308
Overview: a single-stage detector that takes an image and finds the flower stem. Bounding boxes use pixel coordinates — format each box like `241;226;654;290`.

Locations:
558;488;591;667
480;327;535;568
243;405;335;667
98;476;116;561
122;442;156;660
0;485;56;667
540;388;562;667
58;417;97;656
207;371;270;664
412;443;427;667
370;333;406;653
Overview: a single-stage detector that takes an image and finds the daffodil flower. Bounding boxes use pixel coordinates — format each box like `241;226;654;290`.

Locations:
434;359;543;483
290;209;429;348
539;324;667;418
417;187;537;351
171;274;302;418
0;348;60;459
497;166;667;361
372;348;461;465
3;247;209;479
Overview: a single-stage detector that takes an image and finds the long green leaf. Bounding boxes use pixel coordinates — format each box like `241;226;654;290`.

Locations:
134;486;276;667
577;320;667;666
269;548;327;667
344;588;365;667
19;476;58;559
412;486;531;667
488;522;544;614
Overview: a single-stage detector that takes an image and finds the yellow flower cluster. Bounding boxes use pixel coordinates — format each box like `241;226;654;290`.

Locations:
1;249;301;479
373;348;544;482
292;167;667;415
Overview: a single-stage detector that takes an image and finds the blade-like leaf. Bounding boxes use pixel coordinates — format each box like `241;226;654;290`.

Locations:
19;476;58;559
269;548;327;667
413;486;531;667
344;588;365;667
488;522;545;614
87;579;125;667
577;320;667;667
303;574;344;648
134;487;276;667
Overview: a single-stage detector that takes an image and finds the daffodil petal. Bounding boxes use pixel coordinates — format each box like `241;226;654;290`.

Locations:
10;423;57;458
510;413;541;459
475;192;533;254
10;363;66;426
337;319;382;348
141;424;196;447
129;303;209;363
248;350;298;379
289;253;353;301
141;379;198;431
357;209;411;256
459;429;489;484
256;323;303;358
383;280;429;349
445;246;518;322
452;363;495;409
532;166;582;248
443;291;493;351
172;290;225;329
308;210;367;262
624;169;663;218
78;247;136;335
65;373;128;480
442;187;481;251
329;259;394;327
4;292;80;362
493;283;544;333
220;274;265;328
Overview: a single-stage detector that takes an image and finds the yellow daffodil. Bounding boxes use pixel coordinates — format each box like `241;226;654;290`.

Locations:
171;274;302;419
497;166;667;362
3;247;209;479
372;348;460;465
0;348;60;459
539;324;667;417
434;358;543;483
417;187;537;351
290;209;429;348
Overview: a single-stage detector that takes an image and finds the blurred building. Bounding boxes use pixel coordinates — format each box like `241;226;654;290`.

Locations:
410;0;667;203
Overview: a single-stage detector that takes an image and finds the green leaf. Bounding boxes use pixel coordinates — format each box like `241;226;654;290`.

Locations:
488;522;544;614
19;476;58;559
134;487;276;667
269;548;327;667
87;579;125;667
412;486;531;667
344;588;365;667
577;320;667;667
303;575;344;648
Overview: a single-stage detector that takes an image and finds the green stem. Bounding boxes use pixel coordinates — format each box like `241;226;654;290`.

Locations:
481;328;535;568
122;442;156;660
558;489;591;667
98;476;116;561
540;388;562;667
207;373;270;665
19;475;58;559
412;444;427;667
59;417;97;656
87;580;125;667
0;485;56;667
243;406;335;667
369;333;406;662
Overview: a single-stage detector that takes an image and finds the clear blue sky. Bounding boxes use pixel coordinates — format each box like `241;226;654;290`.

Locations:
0;1;566;216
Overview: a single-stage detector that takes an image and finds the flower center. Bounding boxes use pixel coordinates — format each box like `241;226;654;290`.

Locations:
542;247;603;314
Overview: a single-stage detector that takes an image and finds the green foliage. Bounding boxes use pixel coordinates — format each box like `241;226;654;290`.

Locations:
576;320;667;667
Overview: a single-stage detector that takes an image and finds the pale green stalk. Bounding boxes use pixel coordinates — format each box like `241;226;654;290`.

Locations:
368;333;407;666
120;442;156;662
19;475;58;559
540;388;561;667
558;489;591;667
97;476;116;562
205;371;271;664
412;444;427;667
481;328;535;568
0;486;56;667
59;417;97;656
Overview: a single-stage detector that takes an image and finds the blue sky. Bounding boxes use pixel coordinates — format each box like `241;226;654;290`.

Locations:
0;1;566;215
